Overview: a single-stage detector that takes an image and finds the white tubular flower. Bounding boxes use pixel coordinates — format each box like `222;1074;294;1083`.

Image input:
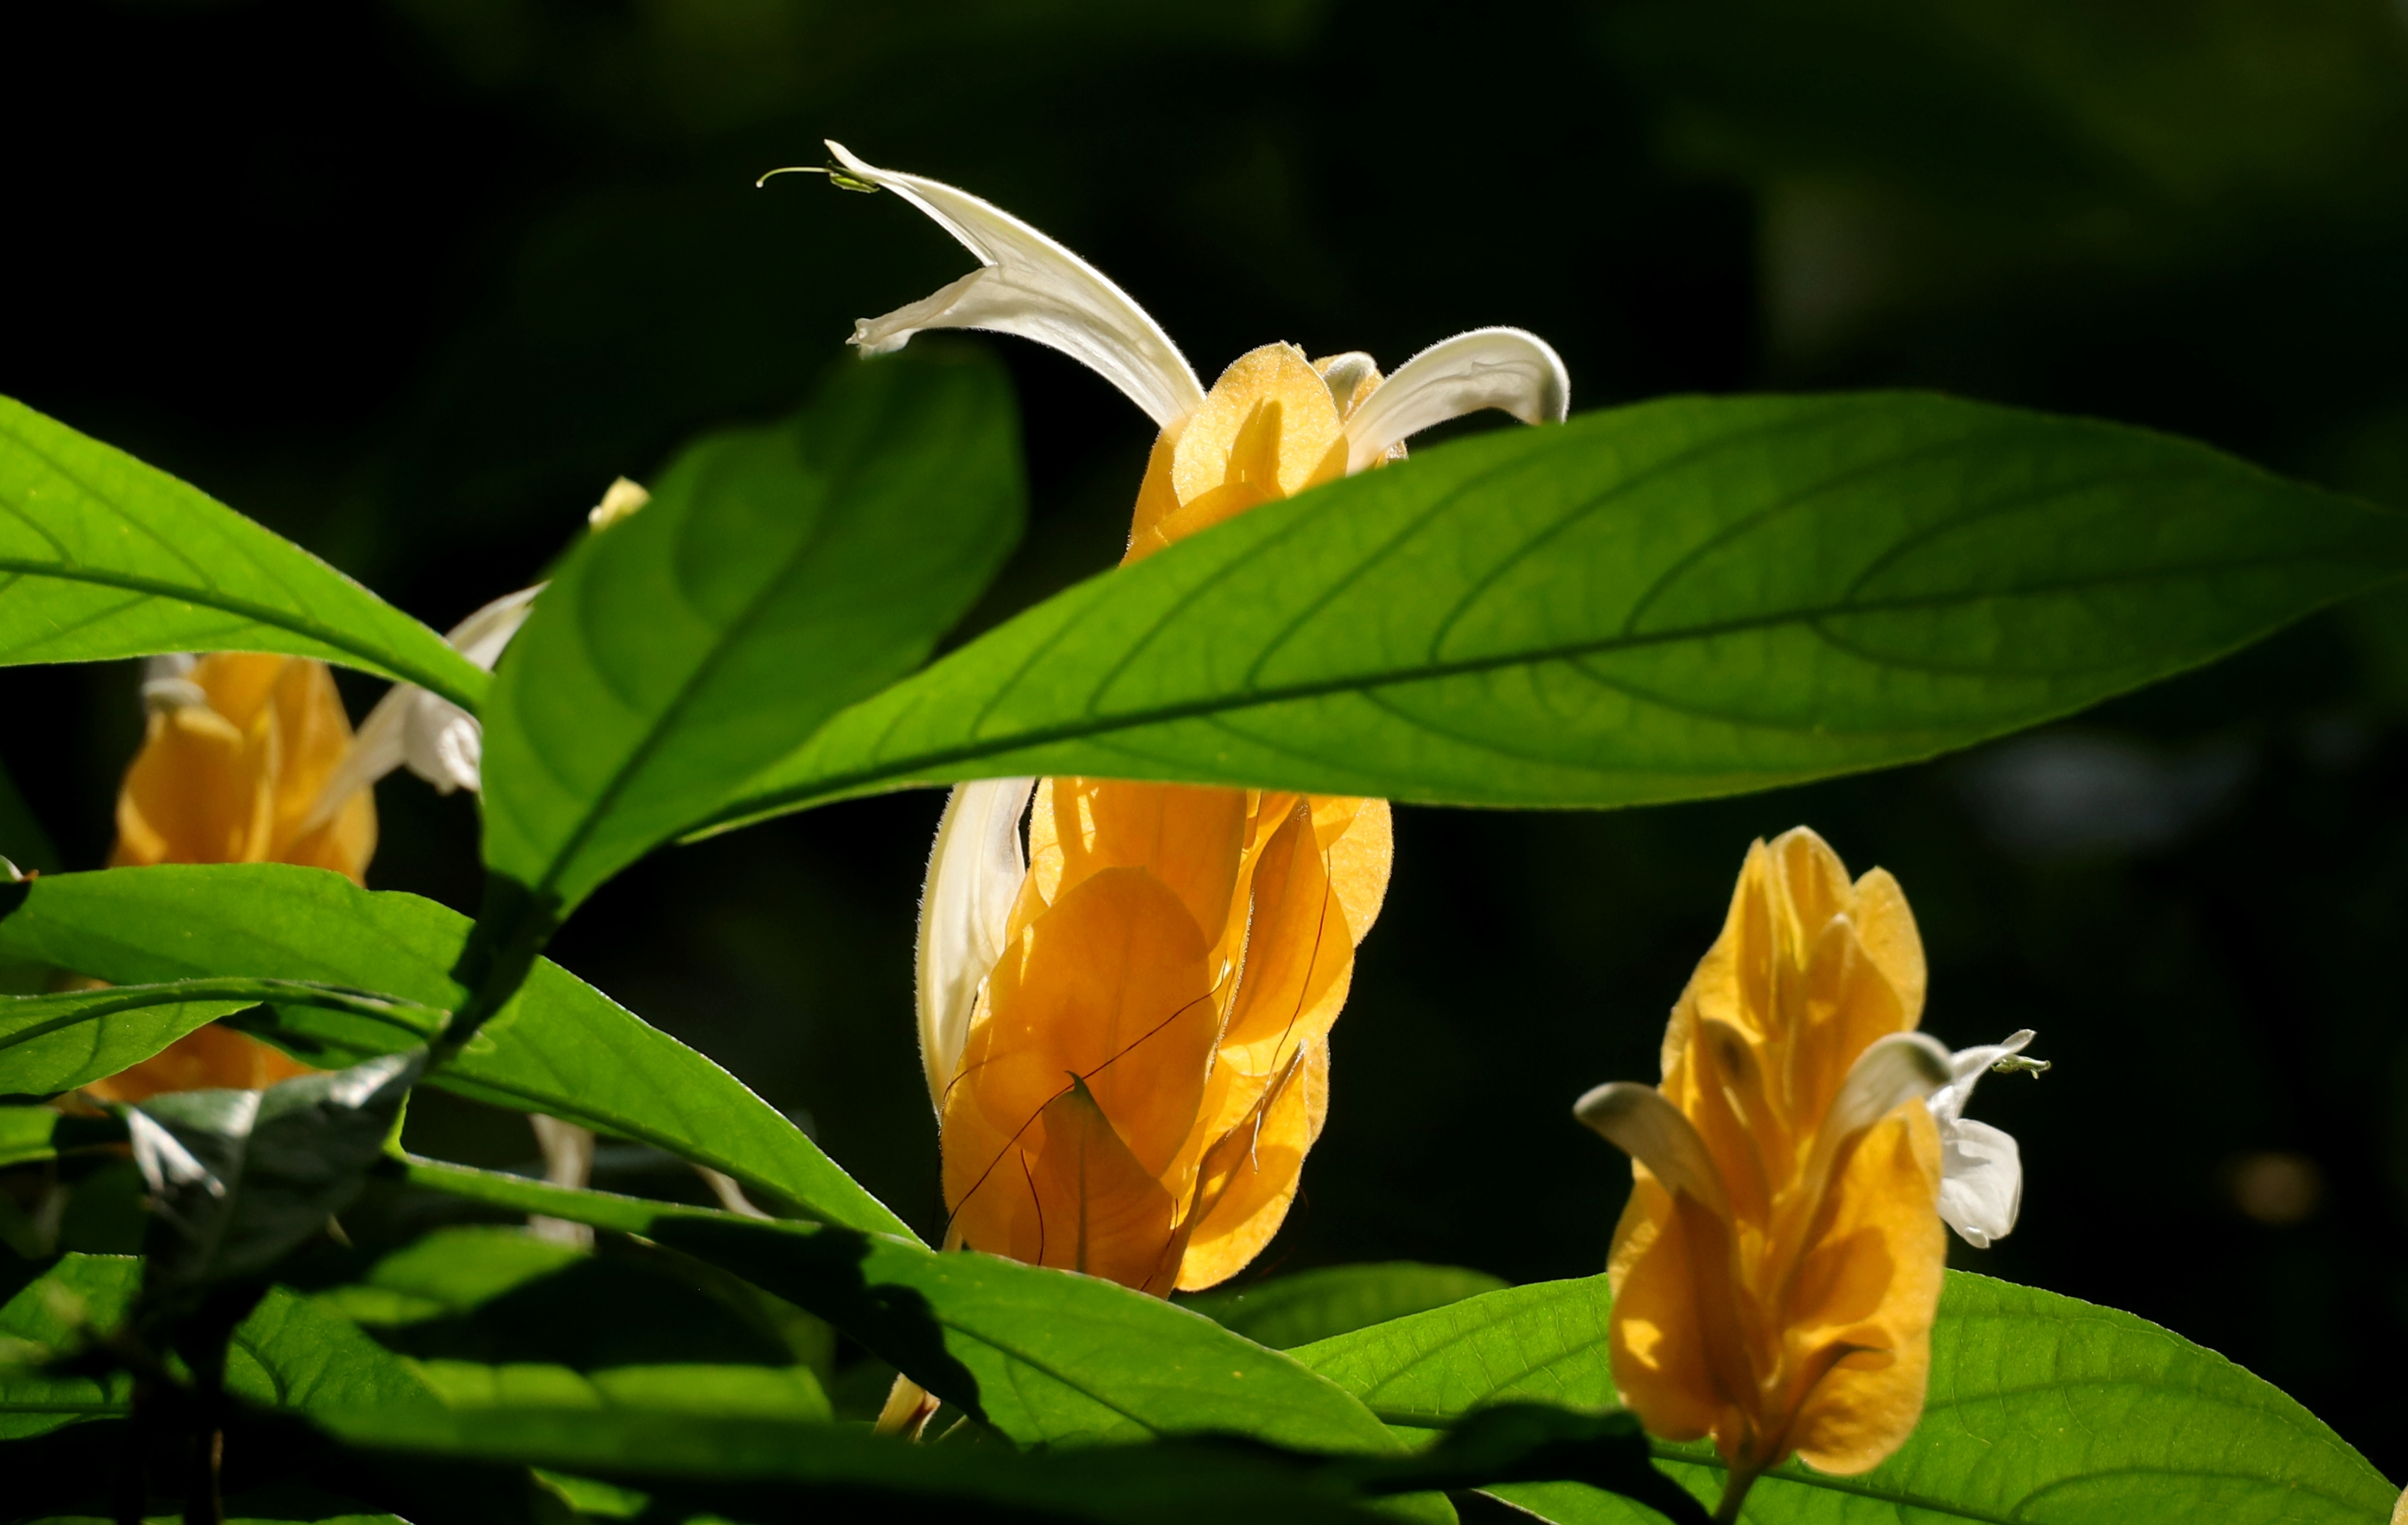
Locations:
1340;328;1570;474
304;585;542;830
914;776;1035;1111
813;142;1568;460
303;477;652;831
823;140;1205;432
1929;1028;2045;1249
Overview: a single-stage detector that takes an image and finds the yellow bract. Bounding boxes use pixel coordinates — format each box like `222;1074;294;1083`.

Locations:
941;345;1395;1293
1607;827;1944;1478
85;652;371;1103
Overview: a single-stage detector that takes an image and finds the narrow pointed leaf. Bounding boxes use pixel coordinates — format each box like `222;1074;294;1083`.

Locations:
0;397;487;709
0;979;446;1099
478;348;1022;937
704;391;2408;830
0;863;910;1240
394;1156;1407;1457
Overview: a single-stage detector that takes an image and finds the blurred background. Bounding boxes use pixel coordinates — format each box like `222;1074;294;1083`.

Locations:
7;0;2408;1477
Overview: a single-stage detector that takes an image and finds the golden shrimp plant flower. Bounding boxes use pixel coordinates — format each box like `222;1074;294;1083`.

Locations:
815;140;1569;1293
88;650;376;1101
1574;828;2037;1505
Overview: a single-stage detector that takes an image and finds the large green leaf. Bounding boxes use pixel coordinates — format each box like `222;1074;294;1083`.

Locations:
1181;1264;1508;1351
702;391;2408;831
0;979;445;1099
318;1225;833;1419
305;1404;1400;1525
0;864;911;1240
394;1155;1407;1457
133;1051;424;1289
477;347;1023;938
0;397;487;709
0;1253;139;1439
1293;1269;2398;1524
0;1253;441;1439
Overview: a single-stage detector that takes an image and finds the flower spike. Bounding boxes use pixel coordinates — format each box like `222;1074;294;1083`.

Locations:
821;141;1207;431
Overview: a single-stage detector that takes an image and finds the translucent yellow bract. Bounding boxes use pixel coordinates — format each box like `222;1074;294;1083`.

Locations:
1607;827;1944;1478
85;651;373;1103
941;344;1394;1293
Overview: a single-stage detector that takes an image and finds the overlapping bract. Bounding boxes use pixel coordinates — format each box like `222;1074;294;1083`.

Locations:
933;345;1397;1293
845;140;1563;1294
89;651;371;1101
1582;828;1952;1478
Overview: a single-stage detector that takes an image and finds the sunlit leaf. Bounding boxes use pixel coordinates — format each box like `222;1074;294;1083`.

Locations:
0;1253;440;1440
0;864;911;1239
1181;1264;1508;1350
1292;1269;2398;1524
0;397;487;709
705;391;2408;830
394;1156;1406;1457
478;347;1023;940
0;979;443;1099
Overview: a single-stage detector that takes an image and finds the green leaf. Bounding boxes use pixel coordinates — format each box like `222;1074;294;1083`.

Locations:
318;1226;833;1413
133;1051;424;1290
304;1405;1407;1525
1293;1269;2400;1524
0;864;912;1240
393;1155;1407;1457
1181;1264;1508;1351
703;391;2408;831
224;1283;446;1415
0;1252;138;1439
0;397;488;710
0;1254;440;1439
478;347;1023;937
0;979;445;1099
1294;1274;1618;1426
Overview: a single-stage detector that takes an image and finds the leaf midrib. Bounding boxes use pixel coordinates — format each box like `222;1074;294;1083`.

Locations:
716;546;2371;823
0;556;482;710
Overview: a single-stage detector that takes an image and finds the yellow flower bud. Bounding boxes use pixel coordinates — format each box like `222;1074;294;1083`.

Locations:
83;651;374;1102
1580;828;1948;1492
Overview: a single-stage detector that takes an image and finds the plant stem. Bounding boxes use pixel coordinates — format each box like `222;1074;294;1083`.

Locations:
1714;1465;1759;1524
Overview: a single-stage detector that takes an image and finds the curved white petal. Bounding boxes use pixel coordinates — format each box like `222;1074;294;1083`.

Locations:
1929;1028;2037;1126
444;585;544;670
301;585;545;830
1341;327;1570;473
1936;1116;2023;1248
1574;1080;1732;1218
825;141;1206;431
916;777;1036;1110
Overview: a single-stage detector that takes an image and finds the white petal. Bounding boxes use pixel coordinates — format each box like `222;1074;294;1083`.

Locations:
299;585;544;830
443;585;544;671
1936;1116;2023;1248
1823;1031;1954;1142
1341;327;1570;473
915;777;1036;1110
1928;1028;2037;1126
1573;1081;1731;1217
825;141;1206;431
139;652;205;713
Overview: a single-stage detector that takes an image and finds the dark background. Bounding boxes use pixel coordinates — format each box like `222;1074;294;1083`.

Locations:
8;0;2408;1478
